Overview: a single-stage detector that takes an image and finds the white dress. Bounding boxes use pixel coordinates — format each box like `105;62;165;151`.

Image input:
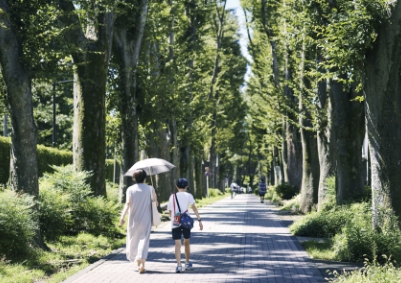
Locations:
125;183;154;261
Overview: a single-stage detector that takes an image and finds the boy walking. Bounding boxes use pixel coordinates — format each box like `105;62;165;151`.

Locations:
168;178;203;273
259;177;267;203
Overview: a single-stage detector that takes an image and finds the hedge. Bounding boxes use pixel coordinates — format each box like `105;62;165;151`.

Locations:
0;137;119;185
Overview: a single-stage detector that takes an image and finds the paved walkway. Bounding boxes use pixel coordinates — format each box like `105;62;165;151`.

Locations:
63;194;327;283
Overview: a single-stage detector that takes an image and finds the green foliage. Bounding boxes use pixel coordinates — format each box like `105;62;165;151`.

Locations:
37;145;72;176
0;137;118;185
301;239;334;261
39;165;120;240
292;200;401;263
208;188;223;197
290;202;371;238
0;232;125;283
320;176;337;211
331;257;401;283
275;182;298;200
281;194;301;213
0;189;37;259
332;209;401;263
253;187;259;195
39;186;71;241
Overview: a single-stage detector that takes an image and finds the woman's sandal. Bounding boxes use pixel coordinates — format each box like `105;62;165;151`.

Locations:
137;259;145;274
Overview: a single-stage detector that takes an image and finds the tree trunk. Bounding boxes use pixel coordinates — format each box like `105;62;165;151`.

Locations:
284;121;303;190
58;0;114;197
299;37;320;213
208;0;226;191
299;113;320;213
157;124;173;202
194;152;204;199
113;0;149;203
0;1;45;248
316;79;335;211
282;49;303;191
331;79;365;204
363;2;401;227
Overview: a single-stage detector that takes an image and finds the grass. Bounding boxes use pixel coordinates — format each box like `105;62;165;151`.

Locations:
330;258;401;283
301;240;335;261
1;190;229;283
0;233;125;283
196;191;230;208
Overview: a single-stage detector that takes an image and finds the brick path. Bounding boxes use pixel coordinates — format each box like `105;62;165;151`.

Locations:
63;194;327;283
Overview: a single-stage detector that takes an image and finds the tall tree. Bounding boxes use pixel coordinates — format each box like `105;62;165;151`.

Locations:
208;0;227;190
58;0;115;196
363;2;401;227
0;0;48;248
113;0;149;202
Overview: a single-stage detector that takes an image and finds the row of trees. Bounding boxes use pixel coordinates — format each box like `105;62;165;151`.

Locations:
0;0;251;246
242;0;401;228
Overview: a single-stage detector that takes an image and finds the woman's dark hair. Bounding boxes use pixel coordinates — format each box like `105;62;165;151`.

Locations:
133;169;147;183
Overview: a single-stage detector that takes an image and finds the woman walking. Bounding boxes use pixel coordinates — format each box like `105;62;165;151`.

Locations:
120;169;158;273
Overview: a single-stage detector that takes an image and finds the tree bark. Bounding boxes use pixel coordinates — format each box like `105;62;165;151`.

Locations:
316;79;335;211
208;0;227;191
58;0;114;197
331;79;365;203
299;111;320;213
0;0;45;248
113;0;149;203
179;0;198;192
363;2;401;227
299;37;320;213
282;54;303;190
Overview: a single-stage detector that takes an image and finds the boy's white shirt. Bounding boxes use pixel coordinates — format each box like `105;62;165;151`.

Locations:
167;191;195;228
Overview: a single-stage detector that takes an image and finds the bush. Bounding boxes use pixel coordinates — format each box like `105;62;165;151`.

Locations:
290;202;371;238
0;137;119;184
39;165;120;239
275;182;298;200
253;187;259;195
332;257;401;283
208;188;223;197
281;194;301;213
106;181;120;204
39;186;72;241
332;208;401;263
0;189;37;259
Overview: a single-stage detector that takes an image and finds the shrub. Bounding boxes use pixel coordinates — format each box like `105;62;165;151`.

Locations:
331;257;401;283
208;188;223;197
275;182;298;200
0;189;37;259
39;186;72;241
106;181;120;204
253;187;259;195
332;221;375;262
290;202;371;238
281;194;301;213
39;165;120;239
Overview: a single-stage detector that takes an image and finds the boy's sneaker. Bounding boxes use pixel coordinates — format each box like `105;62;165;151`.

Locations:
185;262;193;270
176;265;182;273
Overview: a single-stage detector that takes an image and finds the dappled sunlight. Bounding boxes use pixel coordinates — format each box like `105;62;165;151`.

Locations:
63;194;325;282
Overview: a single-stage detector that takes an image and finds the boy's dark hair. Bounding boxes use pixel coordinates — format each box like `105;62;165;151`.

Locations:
176;178;189;188
133;169;147;183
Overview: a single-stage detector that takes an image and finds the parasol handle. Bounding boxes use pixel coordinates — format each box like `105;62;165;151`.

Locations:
148;167;154;188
